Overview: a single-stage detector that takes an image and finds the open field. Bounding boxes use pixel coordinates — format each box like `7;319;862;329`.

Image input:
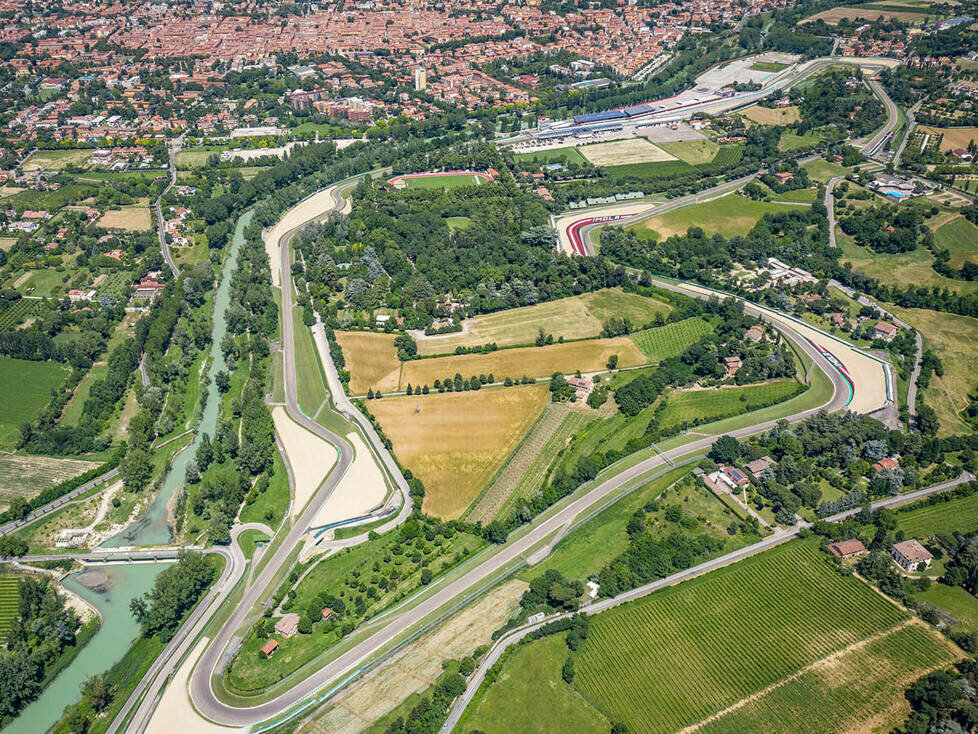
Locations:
0;238;18;251
334;331;400;394
97;206;152;231
896;492;978;537
0;357;69;449
740;104;801;125
629;317;715;361
21;149;93;172
579;138;677;166
460;633;609;734
657;140;721;165
175;147;224;169
466;404;595;524
0;453;99;513
415;289;671;356
804;5;927;23
293;310;328;414
890;305;978;435
445;216;473;231
392;172;490;190
803;157;851;182
778;131;821;152
656;380;805;432
400;337;647;391
751;61;789;72
697;623;961;734
917;584;978;633
573;540;908;733
513;146;588;166
630;194;800;241
918;125;978;153
838;229;978;298
368;385;548;518
935;215;978;268
0;577;18;643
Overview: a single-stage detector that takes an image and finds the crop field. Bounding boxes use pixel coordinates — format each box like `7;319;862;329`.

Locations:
0;578;19;643
629;317;714;361
935;215;978;268
334;331;400;394
5;183;95;211
896;492;978;537
97;206;152;232
630;195;800;241
697;623;960;734
601;159;695;178
0;238;17;251
98;270;135;301
513;146;588;166
467;405;596;523
0;453;98;513
740;104;801;125
367;385;549;518
657;140;721;166
710;145;744;168
890;305;978;435
415;288;671;356
656;380;805;432
399;337;648;391
573;540;907;733
580;139;677;167
0;357;69;449
0;298;46;330
21;149;93;172
918;125;978;153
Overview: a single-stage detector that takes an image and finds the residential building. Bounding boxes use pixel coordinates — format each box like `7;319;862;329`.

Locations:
828;539;867;560
874;321;899;342
891;539;934;572
744;456;776;477
261;639;279;658
274;613;301;638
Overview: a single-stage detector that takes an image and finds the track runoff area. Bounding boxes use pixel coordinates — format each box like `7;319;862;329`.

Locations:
557;206;891;416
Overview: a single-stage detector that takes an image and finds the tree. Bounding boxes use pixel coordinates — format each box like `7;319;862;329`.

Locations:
82;674;113;713
420;568;433;585
708;435;741;465
215;370;231;393
562;656;575;683
607;354;618;370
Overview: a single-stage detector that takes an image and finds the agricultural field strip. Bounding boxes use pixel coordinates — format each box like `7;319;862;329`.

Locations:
0;577;18;642
896;492;978;537
630;317;715;360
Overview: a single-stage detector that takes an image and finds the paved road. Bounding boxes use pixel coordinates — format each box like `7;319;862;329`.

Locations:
442;472;974;731
155;135;183;278
0;468;120;537
893;101;921;169
863;79;901;160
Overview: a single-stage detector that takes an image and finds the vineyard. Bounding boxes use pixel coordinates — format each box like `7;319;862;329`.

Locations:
896;492;978;537
710;144;744;168
98;270;134;302
697;623;961;734
573;540;907;733
0;577;19;643
656;380;804;432
629;317;714;361
0;298;46;330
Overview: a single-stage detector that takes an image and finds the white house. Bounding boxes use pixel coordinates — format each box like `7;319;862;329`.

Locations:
891;539;933;573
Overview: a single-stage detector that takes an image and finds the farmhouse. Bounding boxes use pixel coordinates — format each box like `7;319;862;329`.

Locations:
827;539;867;560
745;325;764;343
133;276;165;300
261;639;278;658
274;613;300;638
872;457;900;473
723;356;742;376
891;539;933;573
567;376;593;400
722;465;750;487
745;456;776;478
874;321;899;342
321;607;333;621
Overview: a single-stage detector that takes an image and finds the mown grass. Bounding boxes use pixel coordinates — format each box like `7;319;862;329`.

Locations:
630;194;801;241
0;357;69;449
513;146;588;166
292;308;328;416
573;540;907;733
935;215;978;268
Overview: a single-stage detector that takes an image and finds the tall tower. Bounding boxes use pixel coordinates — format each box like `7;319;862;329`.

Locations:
414;67;427;92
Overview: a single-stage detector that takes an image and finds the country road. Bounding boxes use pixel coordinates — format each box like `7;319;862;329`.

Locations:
442;471;974;731
155;135;183;278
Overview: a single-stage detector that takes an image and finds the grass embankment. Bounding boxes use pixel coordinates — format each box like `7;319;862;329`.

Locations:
292;308;328;416
629;194;802;241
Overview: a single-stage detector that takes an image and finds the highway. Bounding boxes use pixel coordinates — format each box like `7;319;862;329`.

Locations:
441;472;974;731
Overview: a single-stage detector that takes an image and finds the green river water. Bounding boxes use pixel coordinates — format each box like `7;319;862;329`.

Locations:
4;210;253;732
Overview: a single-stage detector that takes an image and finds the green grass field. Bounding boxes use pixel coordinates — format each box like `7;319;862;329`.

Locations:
770;187;817;203
657;140;720;165
896;492;978;537
656;380;805;432
917;583;978;633
0;357;69;448
697;623;959;734
238;448;290;529
445;216;473;232
935;215;978;268
292;308;328;416
629;317;714;361
630;195;801;241
573;540;907;733
399;173;487;190
601;160;694;178
802;158;851;182
0;577;19;643
750;61;789;72
778;131;822;152
513;146;588;166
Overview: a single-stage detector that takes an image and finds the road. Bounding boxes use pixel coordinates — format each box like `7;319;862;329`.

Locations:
0;468;120;537
863;79;901;160
155;135;183;278
893;101;921;169
442;471;974;731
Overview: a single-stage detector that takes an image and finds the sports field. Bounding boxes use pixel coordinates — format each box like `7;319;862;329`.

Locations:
935;215;978;268
415;288;671;356
367;385;549;518
97;205;152;232
629;317;715;361
0;357;69;448
657;140;721;165
896;492;978;537
918;126;978;153
0;577;18;643
573;541;909;733
656;380;805;432
630;195;801;241
390;172;491;190
0;453;99;513
740;104;801;125
890;305;978;435
579;139;677;167
400;337;647;391
334;331;400;394
697;623;960;734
